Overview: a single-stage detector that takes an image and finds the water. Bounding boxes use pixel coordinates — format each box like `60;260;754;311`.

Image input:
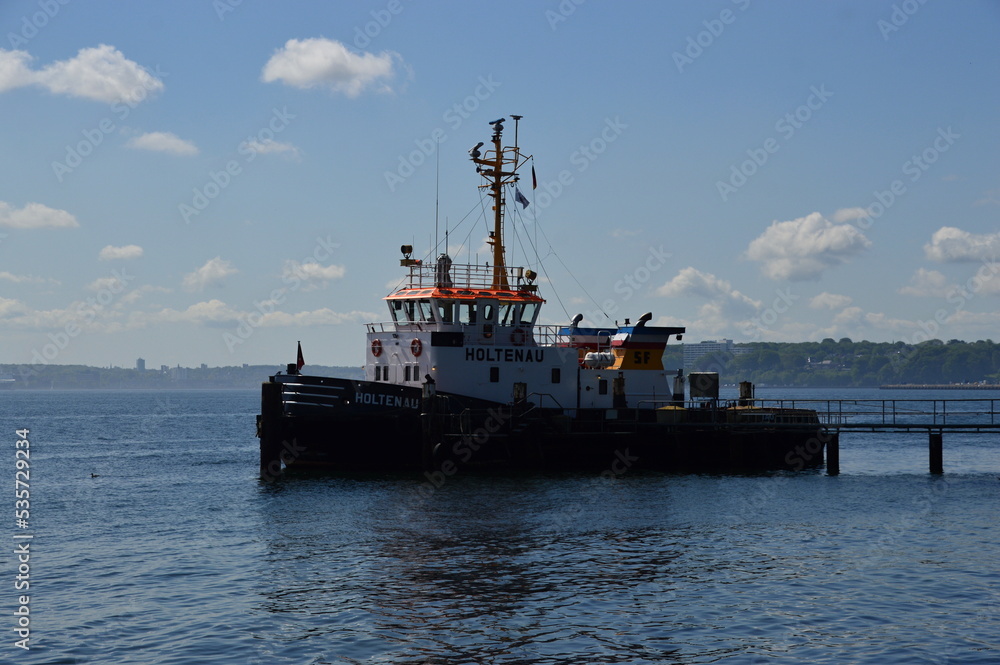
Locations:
2;388;998;664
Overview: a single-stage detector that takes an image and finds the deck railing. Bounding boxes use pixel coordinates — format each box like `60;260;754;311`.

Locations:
399;261;534;290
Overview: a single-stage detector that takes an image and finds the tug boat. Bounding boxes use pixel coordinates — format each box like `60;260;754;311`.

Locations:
257;117;826;474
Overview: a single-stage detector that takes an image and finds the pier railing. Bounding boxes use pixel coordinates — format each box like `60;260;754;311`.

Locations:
728;398;1000;432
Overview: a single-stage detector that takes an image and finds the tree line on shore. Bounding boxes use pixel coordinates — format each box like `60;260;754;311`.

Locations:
666;338;1000;387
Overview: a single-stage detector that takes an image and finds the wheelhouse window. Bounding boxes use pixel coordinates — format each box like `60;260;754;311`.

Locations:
389;301;404;323
498;301;516;326
519;302;539;325
435;299;456;324
458;301;477;325
389;299;434;324
417;299;434;323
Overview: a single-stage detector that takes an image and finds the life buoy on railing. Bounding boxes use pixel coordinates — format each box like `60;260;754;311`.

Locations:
510;328;526;346
371;339;383;357
411;338;423;357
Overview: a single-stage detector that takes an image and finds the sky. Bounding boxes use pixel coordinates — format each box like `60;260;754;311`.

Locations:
1;0;999;369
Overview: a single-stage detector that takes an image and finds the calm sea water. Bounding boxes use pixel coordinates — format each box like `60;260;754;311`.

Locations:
2;387;998;664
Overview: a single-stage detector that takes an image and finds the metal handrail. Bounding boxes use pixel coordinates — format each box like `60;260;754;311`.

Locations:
728;398;1000;428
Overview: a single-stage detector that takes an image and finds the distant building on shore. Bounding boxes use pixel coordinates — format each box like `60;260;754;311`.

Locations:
136;358;146;372
683;339;748;369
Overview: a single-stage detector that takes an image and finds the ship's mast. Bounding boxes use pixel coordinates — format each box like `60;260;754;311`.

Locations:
470;116;526;290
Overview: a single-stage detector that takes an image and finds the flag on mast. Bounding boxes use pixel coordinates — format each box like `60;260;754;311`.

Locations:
296;341;304;372
531;165;537;190
515;187;530;209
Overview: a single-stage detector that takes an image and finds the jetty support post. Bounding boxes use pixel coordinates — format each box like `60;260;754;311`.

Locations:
826;431;840;476
420;375;438;469
259;380;284;480
929;430;943;474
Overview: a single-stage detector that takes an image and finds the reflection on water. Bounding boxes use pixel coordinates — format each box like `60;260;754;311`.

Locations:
253;472;1000;664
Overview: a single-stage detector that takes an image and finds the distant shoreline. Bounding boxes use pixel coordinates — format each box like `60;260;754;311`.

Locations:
879;384;1000;390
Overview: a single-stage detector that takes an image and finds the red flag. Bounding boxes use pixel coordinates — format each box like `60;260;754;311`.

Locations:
531;164;537;190
296;341;304;372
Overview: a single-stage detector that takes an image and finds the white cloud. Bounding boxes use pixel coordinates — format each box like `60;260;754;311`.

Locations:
86;275;130;292
280;260;346;290
833;306;864;325
261;38;398;96
0;201;78;229
809;292;853;310
898;268;951;297
243;139;301;160
610;228;640;238
973;188;1000;207
656;266;761;315
254;309;375;327
140;299;243;326
0;272;56;285
182;257;237;291
118;284;170;306
0;45;164;104
128;301;374;330
746;211;871;281
924;226;1000;263
0;297;26;318
99;244;144;261
0;298;123;332
831;207;870;223
0;49;34;92
126;132;198;156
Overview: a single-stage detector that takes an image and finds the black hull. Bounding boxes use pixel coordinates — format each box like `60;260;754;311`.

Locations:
259;376;828;474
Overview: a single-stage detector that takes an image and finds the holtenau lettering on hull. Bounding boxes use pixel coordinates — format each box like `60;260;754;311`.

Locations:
464;348;545;362
356;392;420;409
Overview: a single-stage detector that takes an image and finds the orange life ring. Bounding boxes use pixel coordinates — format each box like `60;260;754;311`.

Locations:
510;328;526;346
411;338;423;357
371;339;383;357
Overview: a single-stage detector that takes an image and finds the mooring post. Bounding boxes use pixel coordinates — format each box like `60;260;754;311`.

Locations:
259;381;283;480
826;432;840;476
929;430;943;474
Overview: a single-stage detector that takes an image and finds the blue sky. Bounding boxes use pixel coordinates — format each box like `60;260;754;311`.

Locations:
1;0;998;368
